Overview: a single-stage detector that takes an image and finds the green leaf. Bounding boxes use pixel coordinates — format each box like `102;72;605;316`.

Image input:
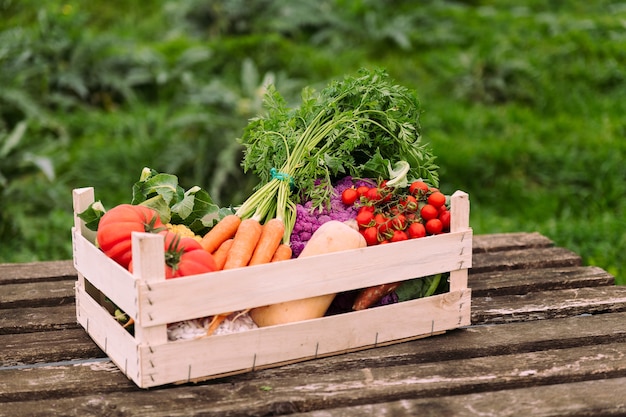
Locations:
77;200;107;232
131;173;180;206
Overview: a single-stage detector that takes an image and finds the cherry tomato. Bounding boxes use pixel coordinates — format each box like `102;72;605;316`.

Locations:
439;210;451;231
427;191;446;208
374;212;390;234
362;227;379;246
425;218;443;235
420;204;439;221
409;181;429;196
366;187;382;202
391;214;407;231
407;222;426;239
399;195;418;211
356;210;375;228
390;229;408;242
341;188;359;205
356;185;370;197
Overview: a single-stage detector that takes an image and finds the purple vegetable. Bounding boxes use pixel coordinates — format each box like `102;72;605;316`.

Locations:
290;176;375;257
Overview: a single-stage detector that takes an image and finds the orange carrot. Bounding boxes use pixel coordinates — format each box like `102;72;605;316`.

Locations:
271;243;293;262
211;238;233;270
223;218;263;269
248;218;286;266
200;214;241;253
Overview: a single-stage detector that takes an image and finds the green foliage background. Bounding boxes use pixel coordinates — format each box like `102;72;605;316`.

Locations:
1;0;624;284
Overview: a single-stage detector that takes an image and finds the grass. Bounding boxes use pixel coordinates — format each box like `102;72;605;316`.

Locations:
1;0;624;283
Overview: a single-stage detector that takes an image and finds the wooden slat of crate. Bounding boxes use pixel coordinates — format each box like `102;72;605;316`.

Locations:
138;289;471;387
76;281;470;388
133;229;472;326
72;228;139;319
75;285;140;383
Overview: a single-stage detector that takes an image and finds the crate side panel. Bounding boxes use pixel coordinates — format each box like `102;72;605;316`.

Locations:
138;230;473;325
138;289;471;387
73;228;138;318
75;285;140;385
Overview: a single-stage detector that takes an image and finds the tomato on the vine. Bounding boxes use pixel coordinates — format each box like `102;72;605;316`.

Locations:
391;214;407;231
427;191;446;208
420;204;439;221
390;230;408;242
366;187;382;202
439;210;451;231
356;209;375;228
407;222;426;239
409;181;429;196
97;204;165;269
341;188;359;205
356;185;370;197
425;218;443;235
361;227;379;246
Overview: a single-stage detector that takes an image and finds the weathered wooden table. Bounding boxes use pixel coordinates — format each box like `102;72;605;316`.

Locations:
2;232;626;416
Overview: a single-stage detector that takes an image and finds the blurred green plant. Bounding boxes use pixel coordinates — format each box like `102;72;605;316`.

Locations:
0;0;623;286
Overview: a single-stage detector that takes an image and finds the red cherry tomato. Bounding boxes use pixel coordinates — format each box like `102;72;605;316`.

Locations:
341;188;359;205
425;218;443;235
420;204;439;221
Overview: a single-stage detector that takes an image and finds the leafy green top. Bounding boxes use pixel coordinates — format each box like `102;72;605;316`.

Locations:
236;68;439;241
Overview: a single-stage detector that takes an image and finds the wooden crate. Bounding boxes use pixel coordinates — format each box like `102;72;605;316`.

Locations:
72;187;472;388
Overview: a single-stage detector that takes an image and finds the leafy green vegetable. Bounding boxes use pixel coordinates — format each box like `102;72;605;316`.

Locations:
395;273;448;302
236;67;439;242
78;167;232;234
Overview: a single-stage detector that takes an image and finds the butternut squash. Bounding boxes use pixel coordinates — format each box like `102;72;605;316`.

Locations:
249;220;367;327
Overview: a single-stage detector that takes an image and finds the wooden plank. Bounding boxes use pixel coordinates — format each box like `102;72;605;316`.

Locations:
289;377;626;417
5;310;626;374
0;280;75;308
472;232;554;253
471;246;581;273
472;286;626;324
469;265;615;296
0;329;103;367
0;305;78;335
0;260;76;285
3;341;626;415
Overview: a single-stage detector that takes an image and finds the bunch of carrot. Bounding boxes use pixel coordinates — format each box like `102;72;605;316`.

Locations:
199;214;292;335
200;214;292;270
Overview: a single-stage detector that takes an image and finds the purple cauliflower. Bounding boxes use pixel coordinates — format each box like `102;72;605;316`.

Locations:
290;176;375;257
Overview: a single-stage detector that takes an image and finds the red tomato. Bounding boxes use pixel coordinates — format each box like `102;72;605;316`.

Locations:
97;204;165;269
356;185;370;197
356;210;375;228
420;204;439;221
425;218;443;235
399;195;418;212
341;188;359;205
407;222;426;239
391;214;407;231
361;227;379;246
409;181;429;196
439;210;451;231
427;191;446;208
390;229;408;242
365;187;382;202
374;213;390;234
161;232;217;278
